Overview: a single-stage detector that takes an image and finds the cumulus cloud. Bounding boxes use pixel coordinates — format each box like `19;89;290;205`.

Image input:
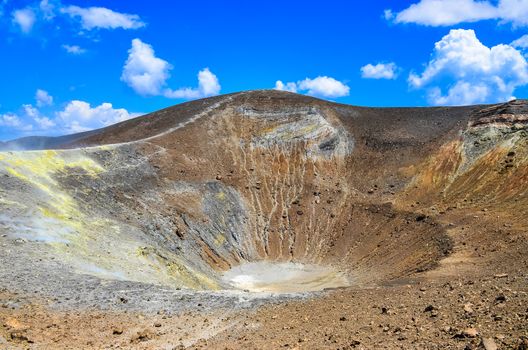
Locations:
361;63;399;79
387;0;528;27
35;89;53;107
122;39;221;100
0;114;25;128
61;44;86;55
9;2;143;38
409;29;528;105
275;81;298;93
62;5;145;30
163;68;221;99
275;76;350;98
57;100;141;132
121;39;172;96
0;97;140;137
23;104;55;129
12;8;36;33
512;34;528;49
22;104;39;118
0;104;51;132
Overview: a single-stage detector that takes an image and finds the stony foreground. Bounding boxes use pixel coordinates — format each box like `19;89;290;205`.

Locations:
1;275;527;349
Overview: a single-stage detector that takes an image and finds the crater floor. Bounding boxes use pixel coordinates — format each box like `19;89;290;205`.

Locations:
222;262;350;293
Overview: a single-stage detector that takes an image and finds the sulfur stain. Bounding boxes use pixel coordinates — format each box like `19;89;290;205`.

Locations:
214;233;226;246
137;246;219;289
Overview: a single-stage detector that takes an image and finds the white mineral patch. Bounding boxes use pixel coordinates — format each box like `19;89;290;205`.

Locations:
222;261;350;293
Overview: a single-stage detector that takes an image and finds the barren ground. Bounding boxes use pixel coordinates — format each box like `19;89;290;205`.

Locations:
0;91;527;349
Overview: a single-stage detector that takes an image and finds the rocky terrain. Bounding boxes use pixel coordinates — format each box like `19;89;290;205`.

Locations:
0;90;526;349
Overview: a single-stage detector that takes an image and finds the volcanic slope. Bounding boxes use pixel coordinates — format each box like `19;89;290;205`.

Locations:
0;90;526;349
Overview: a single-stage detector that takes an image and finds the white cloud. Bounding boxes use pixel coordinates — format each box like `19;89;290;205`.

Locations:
512;34;528;49
0;114;24;128
275;76;350;98
163;68;221;99
122;39;221;100
121;38;172;96
409;29;528;105
12;8;36;33
57;100;141;133
275;81;298;93
0;105;43;132
23;104;55;129
388;0;528;27
62;44;86;55
0;97;140;136
361;63;399;79
39;0;55;20
23;104;39;118
298;77;350;97
35;89;53;107
62;5;145;30
498;0;528;27
34;115;55;129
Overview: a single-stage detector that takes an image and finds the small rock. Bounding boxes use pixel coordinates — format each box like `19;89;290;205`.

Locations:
10;331;32;343
493;314;503;321
495;294;507;303
424;305;435;312
131;330;151;343
215;175;222;180
14;238;28;244
464;303;474;314
494;273;508;279
481;338;498;350
463;328;479;338
296;210;303;216
416;214;427;222
154;322;162;328
350;339;361;347
113;328;123;335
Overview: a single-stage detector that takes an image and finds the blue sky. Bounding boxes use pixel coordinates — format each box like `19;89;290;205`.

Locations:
1;0;528;140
